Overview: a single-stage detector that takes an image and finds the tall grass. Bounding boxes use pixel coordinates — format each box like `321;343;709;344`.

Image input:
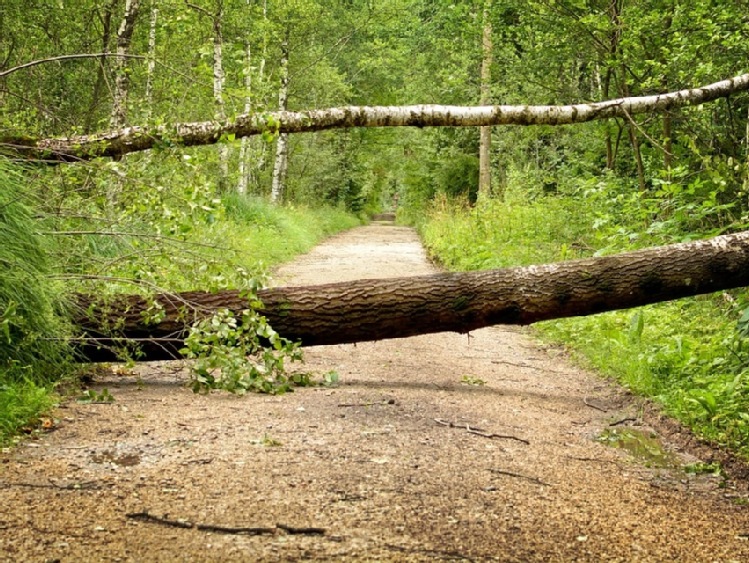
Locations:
0;160;70;444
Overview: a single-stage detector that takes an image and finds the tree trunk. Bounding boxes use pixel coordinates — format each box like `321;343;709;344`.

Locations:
478;0;493;200
5;72;749;163
270;29;290;204
236;37;253;195
110;0;140;129
144;3;158;122
73;228;749;362
212;3;229;192
86;0;119;133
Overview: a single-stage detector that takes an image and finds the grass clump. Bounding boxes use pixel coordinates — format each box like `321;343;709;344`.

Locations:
0;160;70;445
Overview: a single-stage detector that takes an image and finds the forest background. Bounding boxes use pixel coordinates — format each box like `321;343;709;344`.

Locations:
2;0;749;459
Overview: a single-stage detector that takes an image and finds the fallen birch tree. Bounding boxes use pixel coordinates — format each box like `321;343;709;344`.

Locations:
3;73;749;162
74;229;749;362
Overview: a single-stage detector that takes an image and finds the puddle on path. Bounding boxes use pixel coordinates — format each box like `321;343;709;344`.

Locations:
597;428;681;469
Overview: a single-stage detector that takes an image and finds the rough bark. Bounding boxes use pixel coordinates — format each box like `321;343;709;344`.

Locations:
73;229;749;362
5;73;749;163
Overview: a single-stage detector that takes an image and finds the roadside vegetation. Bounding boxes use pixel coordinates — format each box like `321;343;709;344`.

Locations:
0;157;361;446
416;163;749;457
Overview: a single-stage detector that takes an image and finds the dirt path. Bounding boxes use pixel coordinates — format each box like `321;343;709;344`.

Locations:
2;223;749;562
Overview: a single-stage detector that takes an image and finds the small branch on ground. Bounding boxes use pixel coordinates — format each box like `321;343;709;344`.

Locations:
583;397;608;412
434;418;530;444
0;480;106;491
338;399;396;407
490;469;550;487
566;455;621;465
126;512;325;536
609;417;639;426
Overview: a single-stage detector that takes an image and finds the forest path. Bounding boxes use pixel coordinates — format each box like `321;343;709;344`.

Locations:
2;222;749;562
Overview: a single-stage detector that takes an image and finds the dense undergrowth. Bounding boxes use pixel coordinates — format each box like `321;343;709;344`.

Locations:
418;167;749;458
0;157;361;446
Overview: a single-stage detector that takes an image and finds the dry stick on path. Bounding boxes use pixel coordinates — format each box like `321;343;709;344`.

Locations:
126;512;325;536
4;73;749;162
434;419;530;444
489;469;550;487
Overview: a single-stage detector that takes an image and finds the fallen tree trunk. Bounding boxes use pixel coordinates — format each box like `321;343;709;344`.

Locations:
4;73;749;162
73;230;749;362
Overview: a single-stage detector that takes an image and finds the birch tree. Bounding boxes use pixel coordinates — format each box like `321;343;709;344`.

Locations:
110;0;141;129
186;0;230;191
237;0;268;195
143;2;158;122
270;27;290;204
4;73;749;163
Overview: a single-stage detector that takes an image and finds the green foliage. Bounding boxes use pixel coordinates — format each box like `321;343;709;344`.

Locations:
181;283;304;395
0;379;57;447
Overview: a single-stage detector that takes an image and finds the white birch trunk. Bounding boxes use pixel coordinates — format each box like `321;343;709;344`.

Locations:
110;0;141;129
237;38;253;194
144;4;158;122
212;6;229;191
11;73;749;162
270;32;290;204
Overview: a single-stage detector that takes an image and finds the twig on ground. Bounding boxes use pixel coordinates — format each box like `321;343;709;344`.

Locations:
609;417;638;426
126;512;325;536
338;399;396;407
434;419;530;444
490;359;566;374
566;455;620;465
490;469;550;487
583;397;608;412
0;480;105;491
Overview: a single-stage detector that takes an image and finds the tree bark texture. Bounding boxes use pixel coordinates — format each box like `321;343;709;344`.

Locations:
5;73;749;163
73;229;749;362
110;0;140;129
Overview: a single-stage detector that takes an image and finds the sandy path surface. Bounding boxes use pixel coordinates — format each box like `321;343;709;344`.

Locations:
2;222;749;562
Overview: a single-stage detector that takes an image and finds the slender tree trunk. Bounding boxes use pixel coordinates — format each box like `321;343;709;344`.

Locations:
237;0;267;194
110;0;140;129
602;0;622;170
478;0;493;200
212;3;229;192
237;36;252;195
744;106;749;194
270;29;290;204
73;228;749;362
661;7;675;173
86;0;119;133
620;76;647;191
144;3;158;122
